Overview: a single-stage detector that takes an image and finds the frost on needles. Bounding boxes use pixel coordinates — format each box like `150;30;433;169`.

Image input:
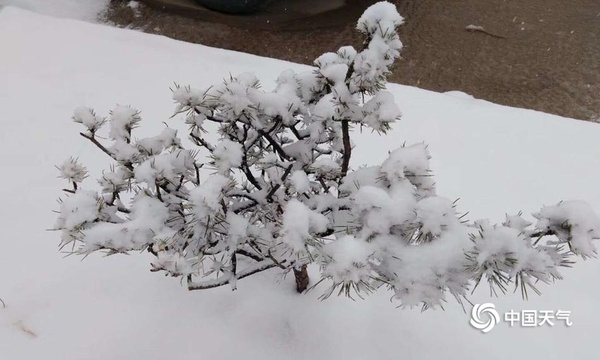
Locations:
53;1;600;309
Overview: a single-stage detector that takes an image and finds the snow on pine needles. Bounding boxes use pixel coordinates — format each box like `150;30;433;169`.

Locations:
52;1;600;310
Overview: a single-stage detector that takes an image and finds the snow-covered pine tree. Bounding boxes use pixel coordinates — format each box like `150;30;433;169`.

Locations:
54;1;600;309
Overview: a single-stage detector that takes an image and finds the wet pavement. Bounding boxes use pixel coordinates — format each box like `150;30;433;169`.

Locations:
107;0;600;120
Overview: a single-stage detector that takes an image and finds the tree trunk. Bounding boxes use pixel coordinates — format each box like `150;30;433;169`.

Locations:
294;265;309;293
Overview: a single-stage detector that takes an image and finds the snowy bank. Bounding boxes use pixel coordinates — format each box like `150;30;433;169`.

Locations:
0;0;108;22
1;7;600;360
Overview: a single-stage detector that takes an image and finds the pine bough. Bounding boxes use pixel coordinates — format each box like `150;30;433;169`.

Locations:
53;2;600;309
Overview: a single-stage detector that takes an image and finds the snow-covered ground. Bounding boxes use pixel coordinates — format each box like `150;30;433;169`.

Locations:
2;5;600;360
0;0;108;22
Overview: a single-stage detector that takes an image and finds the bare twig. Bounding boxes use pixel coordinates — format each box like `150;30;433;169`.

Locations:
465;25;507;39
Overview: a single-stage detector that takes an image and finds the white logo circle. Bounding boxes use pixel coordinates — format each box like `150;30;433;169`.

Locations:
470;303;500;333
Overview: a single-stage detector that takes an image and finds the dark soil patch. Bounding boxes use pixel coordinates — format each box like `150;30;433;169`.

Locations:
104;0;600;120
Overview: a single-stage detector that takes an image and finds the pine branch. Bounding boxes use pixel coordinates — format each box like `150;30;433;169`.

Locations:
190;132;214;152
241;157;263;191
116;205;131;214
236;249;264;262
290;123;310;140
266;164;293;203
175;175;186;192
259;130;291;161
187;260;276;290
155;183;164;202
79;132;113;158
193;163;201;186
158;183;189;202
232;199;259;214
529;229;556;238
231;252;237;276
318;177;330;194
79;132;133;171
340;120;352;177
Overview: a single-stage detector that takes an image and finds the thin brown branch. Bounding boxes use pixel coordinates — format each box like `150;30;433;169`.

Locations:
155;183;163;202
260;131;291;161
190;133;214;153
235;249;264;262
194;163;201;186
79;132;133;171
240;153;263;190
465;25;507;39
175;175;185;192
290;123;309;140
187;261;276;290
267;249;289;270
220;199;228;214
340;120;351;177
80;132;113;158
244;119;280;150
228;191;259;202
530;229;557;246
318;177;330;194
158;183;189;202
231;252;237;276
229;191;260;212
117;205;131;214
266;164;293;203
233;199;259;214
529;229;556;238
